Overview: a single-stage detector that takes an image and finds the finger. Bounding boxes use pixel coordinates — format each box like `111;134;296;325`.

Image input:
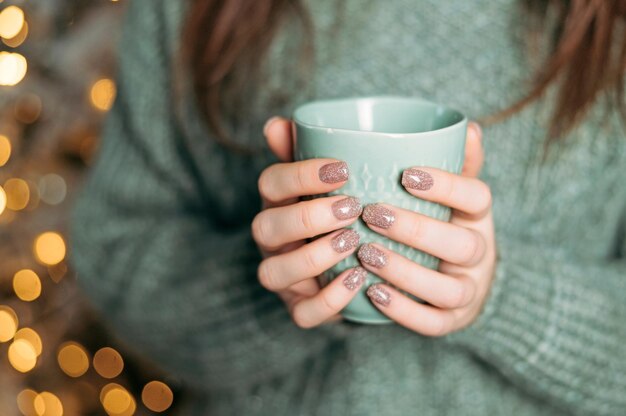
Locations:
290;267;367;328
361;204;486;266
258;228;360;292
252;195;362;250
401;166;492;218
264;116;293;162
365;283;459;337
258;158;349;204
461;122;484;178
357;243;476;309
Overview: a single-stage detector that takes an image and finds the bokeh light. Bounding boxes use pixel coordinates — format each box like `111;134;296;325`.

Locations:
17;389;38;416
14;328;42;356
93;347;124;379
142;381;174;413
0;51;27;86
38;174;67;205
8;338;38;373
0;185;6;215
57;342;89;377
0;5;24;39
0;134;10;166
4;178;30;211
101;384;136;416
47;263;68;284
13;269;42;302
2;20;27;47
34;232;66;265
33;392;63;416
14;93;42;124
0;305;18;342
90;78;116;111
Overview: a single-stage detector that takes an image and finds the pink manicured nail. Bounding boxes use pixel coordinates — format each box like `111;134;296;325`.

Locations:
343;267;367;291
402;168;434;190
362;204;395;229
332;197;363;220
331;229;360;253
357;243;387;268
319;162;349;184
263;116;280;136
367;284;391;306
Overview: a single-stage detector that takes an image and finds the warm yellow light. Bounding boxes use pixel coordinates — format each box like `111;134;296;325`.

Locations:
4;178;29;210
9;338;38;373
0;305;18;342
2;20;27;47
0;5;24;39
0;134;10;166
33;392;63;416
34;232;66;265
0;186;5;216
142;381;174;413
17;389;38;416
90;78;116;111
93;347;124;379
57;342;89;377
13;269;42;302
15;328;42;356
101;385;135;416
0;51;27;86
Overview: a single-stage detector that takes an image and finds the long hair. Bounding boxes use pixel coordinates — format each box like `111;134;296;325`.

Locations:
183;0;626;150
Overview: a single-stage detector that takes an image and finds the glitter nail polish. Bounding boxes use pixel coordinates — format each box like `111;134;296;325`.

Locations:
331;229;360;253
343;267;367;291
357;243;387;268
402;168;434;190
367;284;391;306
332;197;363;220
362;204;395;229
319;161;349;184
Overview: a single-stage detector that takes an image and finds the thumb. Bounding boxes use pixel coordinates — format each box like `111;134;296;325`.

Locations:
461;121;484;178
263;116;294;162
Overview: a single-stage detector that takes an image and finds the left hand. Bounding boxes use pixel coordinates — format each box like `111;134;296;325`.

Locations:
359;122;497;336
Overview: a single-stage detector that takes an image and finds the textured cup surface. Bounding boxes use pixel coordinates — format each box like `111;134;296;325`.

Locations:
293;96;467;324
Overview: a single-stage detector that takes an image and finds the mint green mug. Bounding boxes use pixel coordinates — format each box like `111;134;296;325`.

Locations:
293;96;467;324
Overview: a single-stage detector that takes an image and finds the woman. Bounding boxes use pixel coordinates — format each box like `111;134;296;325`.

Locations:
71;0;626;414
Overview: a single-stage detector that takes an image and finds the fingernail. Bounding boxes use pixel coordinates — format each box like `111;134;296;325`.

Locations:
469;122;482;141
357;243;387;268
331;229;360;253
263;116;280;136
362;204;395;229
402;168;434;191
319;161;349;184
332;197;362;220
343;267;367;291
367;283;391;306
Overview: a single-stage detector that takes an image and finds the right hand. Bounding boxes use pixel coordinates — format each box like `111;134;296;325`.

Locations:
252;117;366;329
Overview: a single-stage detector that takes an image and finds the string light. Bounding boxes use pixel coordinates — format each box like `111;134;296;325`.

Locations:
13;269;42;302
0;51;27;86
14;328;42;356
17;389;38;416
57;342;89;377
93;347;124;379
0;5;24;39
8;338;38;373
33;392;63;416
4;178;30;211
0;305;18;342
0;185;6;215
142;381;174;413
101;384;136;416
34;232;66;266
2;20;27;47
90;78;116;111
0;134;10;166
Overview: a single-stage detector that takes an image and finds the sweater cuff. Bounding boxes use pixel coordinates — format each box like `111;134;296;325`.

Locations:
445;238;558;359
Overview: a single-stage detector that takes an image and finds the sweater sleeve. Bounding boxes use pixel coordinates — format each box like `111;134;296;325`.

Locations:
70;0;346;390
447;230;626;415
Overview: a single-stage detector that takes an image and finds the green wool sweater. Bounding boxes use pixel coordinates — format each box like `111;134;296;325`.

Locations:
71;0;626;414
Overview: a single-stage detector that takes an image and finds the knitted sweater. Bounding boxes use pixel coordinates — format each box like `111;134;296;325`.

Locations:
71;0;626;415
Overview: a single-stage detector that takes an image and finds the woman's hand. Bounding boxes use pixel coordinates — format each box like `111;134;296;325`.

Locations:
360;123;497;336
252;117;366;329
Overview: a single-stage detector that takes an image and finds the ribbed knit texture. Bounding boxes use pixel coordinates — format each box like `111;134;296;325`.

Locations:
71;0;626;415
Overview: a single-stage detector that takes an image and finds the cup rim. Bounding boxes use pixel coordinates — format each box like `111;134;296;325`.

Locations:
292;95;467;138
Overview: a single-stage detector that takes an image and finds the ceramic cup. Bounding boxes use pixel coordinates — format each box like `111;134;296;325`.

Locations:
293;96;467;324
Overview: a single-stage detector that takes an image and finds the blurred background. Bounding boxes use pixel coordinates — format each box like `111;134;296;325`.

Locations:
0;1;178;414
